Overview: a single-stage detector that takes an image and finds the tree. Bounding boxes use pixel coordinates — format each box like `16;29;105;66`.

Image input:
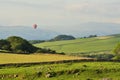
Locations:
113;43;120;55
113;43;120;60
7;36;37;54
0;39;11;50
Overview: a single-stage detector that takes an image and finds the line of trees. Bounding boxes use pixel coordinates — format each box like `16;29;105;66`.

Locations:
80;35;97;39
29;40;45;44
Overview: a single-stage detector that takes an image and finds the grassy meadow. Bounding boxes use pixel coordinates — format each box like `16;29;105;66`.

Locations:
34;35;120;54
1;62;120;80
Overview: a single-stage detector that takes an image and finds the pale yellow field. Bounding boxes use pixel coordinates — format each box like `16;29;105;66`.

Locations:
0;53;89;64
96;36;113;40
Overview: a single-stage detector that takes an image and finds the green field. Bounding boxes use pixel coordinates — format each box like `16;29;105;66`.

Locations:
35;35;120;54
1;62;120;80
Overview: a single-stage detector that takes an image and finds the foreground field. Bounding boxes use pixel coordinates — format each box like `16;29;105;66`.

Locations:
0;53;87;64
35;35;120;54
0;62;120;80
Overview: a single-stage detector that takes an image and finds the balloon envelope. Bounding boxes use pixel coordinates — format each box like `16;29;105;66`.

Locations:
33;24;37;29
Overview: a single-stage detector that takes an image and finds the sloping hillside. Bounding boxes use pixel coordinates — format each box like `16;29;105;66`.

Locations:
34;34;120;54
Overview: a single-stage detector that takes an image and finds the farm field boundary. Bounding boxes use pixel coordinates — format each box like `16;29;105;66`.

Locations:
0;59;120;67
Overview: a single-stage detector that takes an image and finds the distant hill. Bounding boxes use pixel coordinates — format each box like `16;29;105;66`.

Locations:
66;22;120;37
34;34;120;54
0;26;59;40
49;35;75;41
1;22;120;40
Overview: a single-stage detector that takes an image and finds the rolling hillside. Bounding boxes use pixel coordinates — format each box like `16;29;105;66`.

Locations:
34;34;120;54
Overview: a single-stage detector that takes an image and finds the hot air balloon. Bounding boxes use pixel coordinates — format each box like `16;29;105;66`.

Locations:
33;24;37;29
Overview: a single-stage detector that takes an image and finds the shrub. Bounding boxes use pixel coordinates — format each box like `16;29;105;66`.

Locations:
113;43;120;60
113;43;120;55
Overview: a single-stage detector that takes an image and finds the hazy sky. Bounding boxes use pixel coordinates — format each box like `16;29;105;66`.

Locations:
0;0;120;34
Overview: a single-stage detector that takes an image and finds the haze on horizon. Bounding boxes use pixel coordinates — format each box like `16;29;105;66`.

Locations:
0;0;120;37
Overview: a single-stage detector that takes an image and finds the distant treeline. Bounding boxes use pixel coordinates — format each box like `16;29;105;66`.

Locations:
80;35;97;39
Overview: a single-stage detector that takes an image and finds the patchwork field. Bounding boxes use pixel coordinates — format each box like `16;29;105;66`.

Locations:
35;35;120;54
1;34;120;80
0;53;88;64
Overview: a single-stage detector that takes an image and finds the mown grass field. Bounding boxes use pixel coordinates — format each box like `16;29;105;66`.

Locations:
1;62;120;80
0;53;87;64
34;35;120;54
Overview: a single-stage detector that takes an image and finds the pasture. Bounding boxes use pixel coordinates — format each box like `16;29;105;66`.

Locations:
34;35;120;54
0;62;120;80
